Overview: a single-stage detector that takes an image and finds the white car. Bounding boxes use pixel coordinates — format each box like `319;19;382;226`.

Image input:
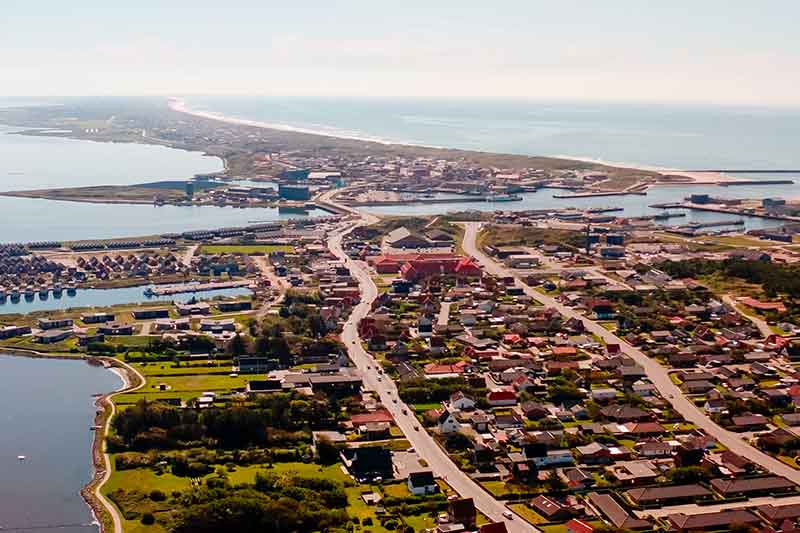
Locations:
502;511;513;520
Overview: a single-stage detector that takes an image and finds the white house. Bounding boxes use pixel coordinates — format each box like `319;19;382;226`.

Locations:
407;471;438;496
438;410;461;434
591;388;618;401
450;391;476;411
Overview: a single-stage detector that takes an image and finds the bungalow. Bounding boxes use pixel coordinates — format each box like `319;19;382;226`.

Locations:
407;470;438;496
591;388;618;402
35;329;72;344
0;325;31;339
37;318;73;330
132;308;169;320
217;300;253;312
666;510;760;532
199;319;236;332
575;442;613;465
80;312;115;324
731;414;769;432
97;322;135;336
710;476;796;497
565;519;595;533
585;492;650;530
530;495;571;521
486;390;518;407
625;484;712;506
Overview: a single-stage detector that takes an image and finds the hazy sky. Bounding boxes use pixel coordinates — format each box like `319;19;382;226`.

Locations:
3;1;799;105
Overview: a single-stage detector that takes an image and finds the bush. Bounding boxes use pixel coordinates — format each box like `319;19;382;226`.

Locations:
141;513;155;525
149;490;166;501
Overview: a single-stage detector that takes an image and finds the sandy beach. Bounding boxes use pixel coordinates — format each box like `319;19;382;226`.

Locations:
170;98;740;186
558;155;742;185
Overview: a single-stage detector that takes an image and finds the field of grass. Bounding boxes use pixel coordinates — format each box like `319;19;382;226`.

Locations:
200;244;293;255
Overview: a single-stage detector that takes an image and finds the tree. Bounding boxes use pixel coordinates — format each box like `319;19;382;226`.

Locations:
545;470;567;493
230;334;246;357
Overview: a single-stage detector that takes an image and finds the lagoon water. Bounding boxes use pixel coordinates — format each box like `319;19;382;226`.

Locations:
0;125;329;243
0;356;121;532
0;285;252;315
0;195;330;243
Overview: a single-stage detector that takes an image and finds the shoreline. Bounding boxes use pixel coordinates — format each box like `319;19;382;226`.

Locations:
0;350;143;533
170;98;742;188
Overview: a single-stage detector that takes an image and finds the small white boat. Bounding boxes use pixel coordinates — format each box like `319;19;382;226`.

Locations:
17;455;26;461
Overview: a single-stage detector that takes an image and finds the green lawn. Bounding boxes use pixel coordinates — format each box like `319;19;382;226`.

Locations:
200;244;294;255
508;503;547;525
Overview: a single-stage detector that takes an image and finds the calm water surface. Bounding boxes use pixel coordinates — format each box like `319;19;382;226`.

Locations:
0;285;252;315
0;356;121;532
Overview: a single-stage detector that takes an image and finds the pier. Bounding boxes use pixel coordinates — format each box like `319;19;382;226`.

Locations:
145;280;252;297
552;190;647;199
650;202;800;222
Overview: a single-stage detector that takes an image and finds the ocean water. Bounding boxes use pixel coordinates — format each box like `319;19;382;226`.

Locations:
0;356;121;532
184;96;800;226
183;96;800;172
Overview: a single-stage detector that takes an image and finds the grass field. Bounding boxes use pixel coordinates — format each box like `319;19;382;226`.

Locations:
200;244;293;255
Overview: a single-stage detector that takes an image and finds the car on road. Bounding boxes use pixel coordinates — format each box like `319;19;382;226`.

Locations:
414;425;420;431
392;398;398;403
402;408;408;415
502;511;513;520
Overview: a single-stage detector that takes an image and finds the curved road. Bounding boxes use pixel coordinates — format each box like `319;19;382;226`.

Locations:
329;220;536;532
461;221;800;485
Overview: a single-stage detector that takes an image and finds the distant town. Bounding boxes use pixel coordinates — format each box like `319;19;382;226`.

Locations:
3;99;800;533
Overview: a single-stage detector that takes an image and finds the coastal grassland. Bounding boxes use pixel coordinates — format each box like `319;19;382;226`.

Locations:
199;244;293;255
480;224;585;250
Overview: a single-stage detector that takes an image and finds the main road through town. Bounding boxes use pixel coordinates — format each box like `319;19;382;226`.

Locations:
461;221;800;485
328;216;537;532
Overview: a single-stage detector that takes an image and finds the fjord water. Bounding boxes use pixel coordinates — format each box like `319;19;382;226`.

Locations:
0;356;121;532
0;125;329;242
0;124;222;191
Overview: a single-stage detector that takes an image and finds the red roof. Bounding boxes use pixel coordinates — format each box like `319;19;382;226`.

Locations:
564;519;595;533
351;409;394;425
487;390;517;401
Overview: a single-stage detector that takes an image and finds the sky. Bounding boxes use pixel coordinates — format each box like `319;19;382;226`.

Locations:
3;1;800;105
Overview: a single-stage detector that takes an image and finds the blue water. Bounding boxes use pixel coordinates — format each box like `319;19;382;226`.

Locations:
0;124;222;191
0;285;252;315
184;96;800;171
0;124;330;242
182;97;800;228
0;196;330;243
0;355;121;532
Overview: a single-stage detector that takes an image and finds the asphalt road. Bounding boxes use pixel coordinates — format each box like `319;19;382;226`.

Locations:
461;222;800;486
329;220;536;532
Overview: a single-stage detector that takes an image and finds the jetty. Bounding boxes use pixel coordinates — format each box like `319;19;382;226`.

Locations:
145;280;252;297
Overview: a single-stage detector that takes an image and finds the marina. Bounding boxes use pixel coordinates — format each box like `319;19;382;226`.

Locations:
0;284;252;315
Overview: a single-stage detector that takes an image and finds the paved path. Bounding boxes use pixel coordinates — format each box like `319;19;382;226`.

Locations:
329;220;535;532
461;222;800;485
95;360;146;533
722;294;772;338
437;301;452;327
